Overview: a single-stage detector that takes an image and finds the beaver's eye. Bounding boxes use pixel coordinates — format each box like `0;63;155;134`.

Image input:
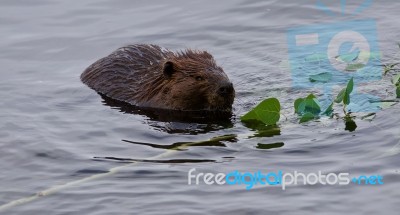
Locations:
195;76;204;81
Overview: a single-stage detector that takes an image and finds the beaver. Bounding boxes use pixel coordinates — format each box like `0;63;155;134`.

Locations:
81;44;235;112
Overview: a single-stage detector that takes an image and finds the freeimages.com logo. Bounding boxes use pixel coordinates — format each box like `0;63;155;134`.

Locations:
287;0;381;112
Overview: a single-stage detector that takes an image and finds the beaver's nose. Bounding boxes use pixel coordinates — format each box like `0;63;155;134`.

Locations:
218;82;234;96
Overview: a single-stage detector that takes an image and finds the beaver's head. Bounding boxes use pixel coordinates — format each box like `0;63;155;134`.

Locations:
158;50;235;112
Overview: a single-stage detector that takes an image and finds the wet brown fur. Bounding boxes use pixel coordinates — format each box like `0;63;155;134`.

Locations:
81;44;234;111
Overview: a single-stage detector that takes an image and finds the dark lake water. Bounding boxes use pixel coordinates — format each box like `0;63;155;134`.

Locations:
1;0;399;214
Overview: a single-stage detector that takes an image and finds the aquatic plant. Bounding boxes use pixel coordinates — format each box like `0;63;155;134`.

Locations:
241;78;355;124
240;98;280;125
242;42;400;127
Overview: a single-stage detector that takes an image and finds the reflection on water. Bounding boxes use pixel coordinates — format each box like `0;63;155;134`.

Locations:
256;142;285;150
241;120;281;138
93;156;218;164
122;134;237;151
344;116;358;132
100;93;235;134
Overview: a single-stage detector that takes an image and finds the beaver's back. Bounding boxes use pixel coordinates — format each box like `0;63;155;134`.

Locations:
81;44;172;105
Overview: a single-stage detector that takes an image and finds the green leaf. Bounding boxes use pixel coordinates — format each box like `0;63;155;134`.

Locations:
241;98;281;125
343;92;351;105
335;78;354;105
346;77;354;94
345;63;365;71
298;94;321;115
335;88;346;103
337;51;359;63
300;112;316;123
306;94;317;99
308;98;322;114
309;72;332;83
305;53;325;62
392;73;400;85
397;86;400;98
294;98;304;114
295;94;321;115
323;102;334;116
343;78;354;105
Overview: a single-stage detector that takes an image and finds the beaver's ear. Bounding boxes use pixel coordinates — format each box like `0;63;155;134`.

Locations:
163;61;175;78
